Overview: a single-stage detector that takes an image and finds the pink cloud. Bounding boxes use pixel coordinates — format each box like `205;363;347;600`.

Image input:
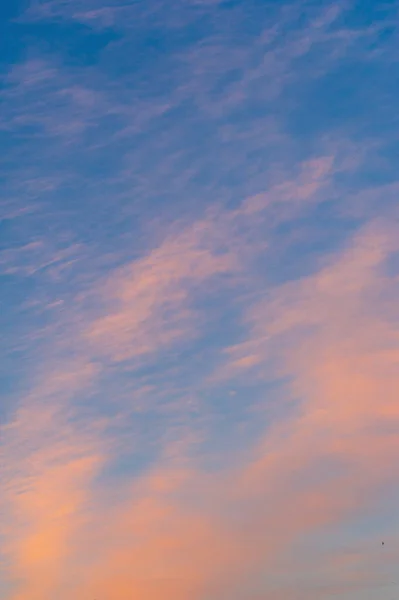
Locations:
85;218;238;362
2;203;398;598
84;153;340;365
240;155;335;216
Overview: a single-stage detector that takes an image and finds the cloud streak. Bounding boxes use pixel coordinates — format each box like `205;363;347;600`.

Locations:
3;178;399;600
2;0;399;598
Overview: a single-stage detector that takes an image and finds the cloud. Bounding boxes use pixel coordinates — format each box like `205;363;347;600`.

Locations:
225;221;399;551
0;202;240;597
1;2;399;595
238;155;335;218
80;149;345;370
85;217;239;362
4;451;100;600
0;365;103;600
3;214;397;599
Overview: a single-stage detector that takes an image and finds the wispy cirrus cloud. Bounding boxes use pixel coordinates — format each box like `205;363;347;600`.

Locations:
85;218;238;362
5;216;398;600
2;0;399;598
68;219;399;600
2;155;399;598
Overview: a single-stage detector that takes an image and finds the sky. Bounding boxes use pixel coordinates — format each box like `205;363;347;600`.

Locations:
1;0;399;598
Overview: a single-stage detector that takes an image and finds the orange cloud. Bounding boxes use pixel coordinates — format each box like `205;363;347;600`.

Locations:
6;455;100;600
231;221;399;542
0;361;104;600
2;208;398;598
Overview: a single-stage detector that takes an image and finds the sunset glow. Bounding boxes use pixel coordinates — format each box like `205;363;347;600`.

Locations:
1;1;399;599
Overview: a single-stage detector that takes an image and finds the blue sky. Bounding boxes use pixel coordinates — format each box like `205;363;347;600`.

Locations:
1;1;399;599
